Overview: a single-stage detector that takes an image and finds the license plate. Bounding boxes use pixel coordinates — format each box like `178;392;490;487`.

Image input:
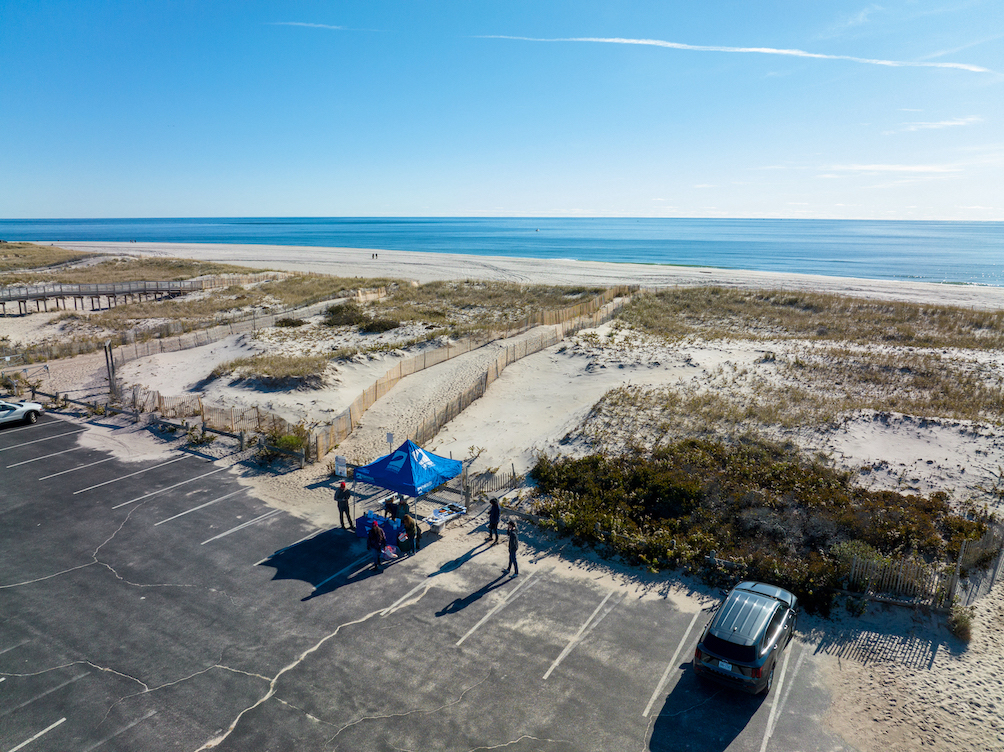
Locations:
718;660;732;672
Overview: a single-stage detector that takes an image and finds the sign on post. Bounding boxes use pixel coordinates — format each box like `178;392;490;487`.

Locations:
334;455;347;477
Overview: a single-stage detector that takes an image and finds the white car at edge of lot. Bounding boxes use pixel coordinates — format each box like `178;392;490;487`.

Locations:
0;399;44;426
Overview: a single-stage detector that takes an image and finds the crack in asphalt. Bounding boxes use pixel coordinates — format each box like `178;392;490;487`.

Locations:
465;735;575;751
1;500;240;604
0;660;149;691
193;606;392;750
325;669;492;747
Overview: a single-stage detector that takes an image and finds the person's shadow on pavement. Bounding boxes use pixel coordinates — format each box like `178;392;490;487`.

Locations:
435;575;510;616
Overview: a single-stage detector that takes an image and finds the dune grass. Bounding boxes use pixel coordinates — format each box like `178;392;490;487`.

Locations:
4;254;264;285
0;242;92;273
622;287;1004;350
211;354;329;386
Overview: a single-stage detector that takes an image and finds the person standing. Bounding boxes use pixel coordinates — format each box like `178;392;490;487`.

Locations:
502;520;519;576
486;498;501;545
367;521;386;571
402;514;419;555
335;482;352;529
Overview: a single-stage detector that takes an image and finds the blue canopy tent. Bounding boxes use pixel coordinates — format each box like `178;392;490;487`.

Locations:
354;439;463;499
352;440;465;542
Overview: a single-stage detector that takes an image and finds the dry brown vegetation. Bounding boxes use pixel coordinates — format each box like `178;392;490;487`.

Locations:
210;354;330;387
622;287;1004;350
3;254;262;285
0;242;91;273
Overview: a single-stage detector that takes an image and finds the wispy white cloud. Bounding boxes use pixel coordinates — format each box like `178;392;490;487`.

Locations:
883;116;983;135
270;22;346;31
831;163;961;173
480;35;992;73
817;5;884;38
903;116;982;131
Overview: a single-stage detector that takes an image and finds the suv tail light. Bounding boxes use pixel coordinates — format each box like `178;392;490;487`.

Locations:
694;648;702;662
751;666;762;679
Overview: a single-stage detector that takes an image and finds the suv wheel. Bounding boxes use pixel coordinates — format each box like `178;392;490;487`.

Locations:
762;664;775;695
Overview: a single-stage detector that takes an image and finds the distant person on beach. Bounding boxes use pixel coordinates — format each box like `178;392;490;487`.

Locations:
367;521;386;571
486;498;500;545
335;482;351;529
503;520;519;576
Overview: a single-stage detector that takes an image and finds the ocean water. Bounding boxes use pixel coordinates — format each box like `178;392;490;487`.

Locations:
1;217;1001;287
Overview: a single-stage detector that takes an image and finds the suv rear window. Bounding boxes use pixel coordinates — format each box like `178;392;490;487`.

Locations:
702;633;756;663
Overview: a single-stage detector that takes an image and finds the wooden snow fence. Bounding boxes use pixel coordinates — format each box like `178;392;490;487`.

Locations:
312;287;633;460
468;468;525;497
847;555;954;609
957;520;1004;574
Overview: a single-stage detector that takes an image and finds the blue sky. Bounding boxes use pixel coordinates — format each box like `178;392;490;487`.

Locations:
2;1;1001;219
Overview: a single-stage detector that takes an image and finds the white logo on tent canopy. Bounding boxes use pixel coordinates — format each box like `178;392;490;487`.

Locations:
387;450;408;474
412;447;435;469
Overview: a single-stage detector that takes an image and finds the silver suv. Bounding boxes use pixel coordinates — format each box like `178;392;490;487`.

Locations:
693;581;798;695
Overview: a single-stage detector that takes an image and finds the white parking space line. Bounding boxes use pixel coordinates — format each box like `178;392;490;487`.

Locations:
154;489;244;526
642;609;704;718
257;528;327;565
310;553;373;591
73;456;189;495
456;572;541;647
0;639;29;656
6;717;66;752
111;466;228;509
759;641;803;752
38;457;115;480
80;710;157;752
0;673;89;718
6;445;84;468
543;590;616;680
201;510;282;545
0;429;85;453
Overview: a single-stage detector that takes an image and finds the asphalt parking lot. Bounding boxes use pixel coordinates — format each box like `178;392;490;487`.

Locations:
1;413;853;752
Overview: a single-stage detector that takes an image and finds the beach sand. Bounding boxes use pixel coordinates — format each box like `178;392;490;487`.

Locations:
7;241;1004;751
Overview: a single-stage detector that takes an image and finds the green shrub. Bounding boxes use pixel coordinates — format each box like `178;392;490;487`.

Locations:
324;302;367;327
275;317;306;327
361;317;400;333
530;437;981;615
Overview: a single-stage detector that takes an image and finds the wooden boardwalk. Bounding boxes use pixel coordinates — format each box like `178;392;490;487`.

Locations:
0;280;195;314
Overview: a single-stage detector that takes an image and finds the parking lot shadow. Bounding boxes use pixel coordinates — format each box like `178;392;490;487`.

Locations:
259;528;362;590
649;669;763;751
435;574;509;616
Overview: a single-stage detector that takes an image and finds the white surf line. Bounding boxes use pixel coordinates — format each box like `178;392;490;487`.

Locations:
6;445;84;468
642;609;704;718
456;572;541;647
200;510;282;545
154;490;244;527
759;641;799;752
80;709;157;752
73;455;189;496
38;457;115;480
311;553;372;591
111;465;226;508
0;672;89;718
0;429;85;452
7;717;66;752
543;590;615;680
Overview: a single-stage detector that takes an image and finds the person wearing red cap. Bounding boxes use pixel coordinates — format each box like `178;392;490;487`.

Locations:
366;520;386;571
335;482;351;529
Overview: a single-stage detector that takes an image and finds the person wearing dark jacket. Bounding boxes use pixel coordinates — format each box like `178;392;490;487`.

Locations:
335;482;351;529
367;521;386;571
486;498;501;545
502;520;519;576
402;514;420;555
